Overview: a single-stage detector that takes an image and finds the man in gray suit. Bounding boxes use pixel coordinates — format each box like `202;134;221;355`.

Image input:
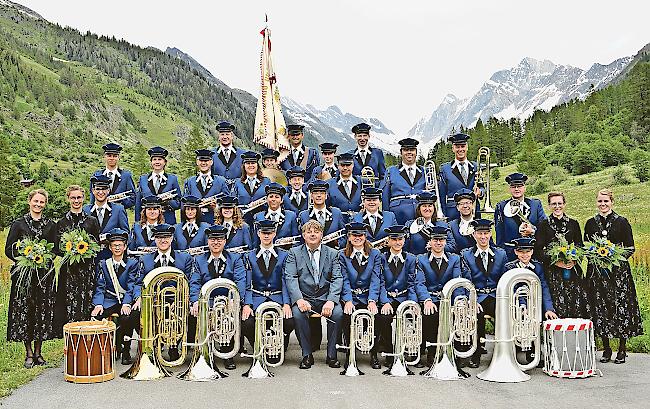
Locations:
285;219;344;369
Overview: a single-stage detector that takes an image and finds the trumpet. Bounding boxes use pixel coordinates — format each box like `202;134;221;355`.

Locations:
179;278;241;381
107;190;134;203
337;309;375;376
424;160;446;220
477;268;542;383
476;147;494;213
226;245;249;254
121;266;190;380
370;236;390;249
423;278;477;380
199;194;224;208
127;246;157;256
158;189;178;202
381;301;422;376
361;166;377;190
241;301;284;379
274;235;301;247
181;246;209;256
322;228;346;246
239;197;267;216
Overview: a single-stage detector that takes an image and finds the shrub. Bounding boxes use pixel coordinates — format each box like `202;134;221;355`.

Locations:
576;179;585;186
611;166;631;186
631;150;650;183
544;165;569;186
491;167;500;181
528;178;550;196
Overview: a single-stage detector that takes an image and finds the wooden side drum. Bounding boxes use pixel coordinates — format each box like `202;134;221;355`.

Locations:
63;320;116;383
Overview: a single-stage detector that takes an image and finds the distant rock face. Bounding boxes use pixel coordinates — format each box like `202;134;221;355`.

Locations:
409;55;633;152
0;0;43;19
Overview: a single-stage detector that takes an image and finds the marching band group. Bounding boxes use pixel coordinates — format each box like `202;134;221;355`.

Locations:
5;121;643;377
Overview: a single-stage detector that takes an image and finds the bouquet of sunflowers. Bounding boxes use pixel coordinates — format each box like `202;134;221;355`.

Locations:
13;238;55;294
60;229;101;265
546;236;584;279
582;235;632;278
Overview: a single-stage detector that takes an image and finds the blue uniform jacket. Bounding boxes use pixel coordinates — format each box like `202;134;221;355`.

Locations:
438;161;482;220
129;223;156;251
211;146;245;182
233;177;271;224
283;186;310;215
298;207;346;248
280;146;321;182
504;259;555;313
183;174;231;224
495;197;547;261
381;165;426;224
414;252;462;303
253;208;299;248
404;218;456;255
309;164;339;184
352;211;398;243
135;172;182;224
90;168;136;209
172;222;210;251
340;248;382;305
190;251;246;303
460;245;508;303
378;251;418;304
225;224;253;251
92;257;140;308
349;146;386;185
327;176;363;219
243;248;290;309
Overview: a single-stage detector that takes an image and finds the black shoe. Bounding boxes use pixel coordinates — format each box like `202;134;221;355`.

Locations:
480;346;488;355
299;355;313;369
168;348;180;362
370;353;381;369
600;348;612;363
34;355;47;366
425;347;435;368
384;356;394;367
614;351;626;364
468;356;480;368
414;360;428;368
224;358;236;370
326;357;341;368
121;350;132;365
457;366;472;378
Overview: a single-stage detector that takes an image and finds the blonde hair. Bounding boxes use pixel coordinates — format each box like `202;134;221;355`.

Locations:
547;191;565;204
28;188;49;204
597;188;614;202
301;219;324;233
66;185;84;197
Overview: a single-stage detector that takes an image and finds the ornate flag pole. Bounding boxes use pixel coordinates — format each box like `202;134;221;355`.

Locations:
254;16;289;159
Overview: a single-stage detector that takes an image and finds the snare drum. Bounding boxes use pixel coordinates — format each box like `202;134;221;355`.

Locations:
63;320;116;383
543;318;597;378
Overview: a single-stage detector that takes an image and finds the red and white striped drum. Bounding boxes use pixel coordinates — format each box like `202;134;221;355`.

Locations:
63;320;116;383
543;318;597;379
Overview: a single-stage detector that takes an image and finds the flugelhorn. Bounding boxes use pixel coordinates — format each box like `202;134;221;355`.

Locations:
477;268;542;383
121;266;189;380
179;278;240;381
476;147;494;213
337;309;375;376
127;246;157;256
157;189;178;202
381;301;422;376
107;190;134;203
424;160;446;220
239;197;267;216
241;301;284;379
423;278;477;380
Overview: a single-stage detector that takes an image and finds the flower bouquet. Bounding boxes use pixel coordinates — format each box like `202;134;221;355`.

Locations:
582;235;631;278
13;238;55;295
546;236;584;279
60;229;101;265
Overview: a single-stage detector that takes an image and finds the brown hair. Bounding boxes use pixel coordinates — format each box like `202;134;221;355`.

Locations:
597;188;614;202
28;188;49;204
216;206;245;229
240;162;263;182
66;185;84;197
343;235;371;257
415;202;438;222
139;208;165;227
547;191;565;204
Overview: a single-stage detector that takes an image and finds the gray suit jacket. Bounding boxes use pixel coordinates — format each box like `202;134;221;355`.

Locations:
284;244;342;305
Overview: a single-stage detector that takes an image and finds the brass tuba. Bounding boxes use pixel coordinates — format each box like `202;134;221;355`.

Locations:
477;268;542;383
121;266;189;380
424;160;446;221
423;277;477;380
241;301;284;379
381;301;422;376
337;309;375;376
178;278;241;381
476;147;494;213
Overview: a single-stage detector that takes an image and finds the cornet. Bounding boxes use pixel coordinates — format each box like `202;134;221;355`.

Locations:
381;301;422;376
179;278;240;381
423;278;477;380
239;197;267;216
423;160;446;220
337;309;375;376
107;190;134;203
241;301;285;379
121;266;190;380
199;194;224;208
476;147;494;213
157;189;178;202
477;268;542;383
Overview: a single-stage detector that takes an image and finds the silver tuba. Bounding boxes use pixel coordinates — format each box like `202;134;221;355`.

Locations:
178;278;241;381
241;301;284;379
424;160;446;221
476;147;494;213
381;301;422;376
337;309;375;376
423;278;477;380
477;268;542;383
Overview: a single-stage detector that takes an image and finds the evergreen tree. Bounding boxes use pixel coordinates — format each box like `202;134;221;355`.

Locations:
179;125;207;181
516;134;547;177
129;143;151;180
37;162;50;181
0;137;20;228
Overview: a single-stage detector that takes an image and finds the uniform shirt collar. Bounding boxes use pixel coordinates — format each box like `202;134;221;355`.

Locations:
388;251;404;264
111;257;126;268
92;202;112;213
149;171;167;181
429;252;448;262
292;145;305;156
219;145;236;155
104;168;121;178
155;249;174;263
310;206;331;218
291;188;306;198
363;211;382;220
184;221;198;231
208;252;227;264
474;246;495;257
399;163;418;173
355;146;371;155
257;246;278;258
517;261;535;270
337;177;357;185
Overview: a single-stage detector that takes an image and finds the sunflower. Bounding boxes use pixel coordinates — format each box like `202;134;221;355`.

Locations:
597;247;609;257
24;246;33;256
65;240;73;252
560;246;567;253
77;241;89;254
34;254;43;264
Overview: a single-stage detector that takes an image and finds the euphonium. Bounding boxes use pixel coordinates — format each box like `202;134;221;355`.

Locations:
477;267;542;383
178;278;240;381
423;278;477;380
337;309;375;376
381;301;422;377
424;160;446;220
476;147;494;213
241;301;284;379
121;266;189;380
361;166;377;190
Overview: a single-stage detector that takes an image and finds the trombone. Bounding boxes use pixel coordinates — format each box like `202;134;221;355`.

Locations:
241;301;285;379
424;160;446;221
337;309;375;376
381;301;422;376
476;147;494;213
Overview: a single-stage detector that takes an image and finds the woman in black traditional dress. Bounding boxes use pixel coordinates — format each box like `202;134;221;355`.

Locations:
54;185;100;330
584;189;643;364
6;189;57;368
534;191;591;319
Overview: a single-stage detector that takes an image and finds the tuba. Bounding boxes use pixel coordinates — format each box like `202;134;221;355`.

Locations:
381;301;422;376
423;278;478;380
477;268;542;383
178;278;241;381
424;160;446;221
241;301;284;379
361;166;377;190
476;147;494;213
337;309;375;376
121;267;189;380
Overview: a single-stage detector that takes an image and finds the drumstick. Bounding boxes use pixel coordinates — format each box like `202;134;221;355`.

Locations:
308;309;336;324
